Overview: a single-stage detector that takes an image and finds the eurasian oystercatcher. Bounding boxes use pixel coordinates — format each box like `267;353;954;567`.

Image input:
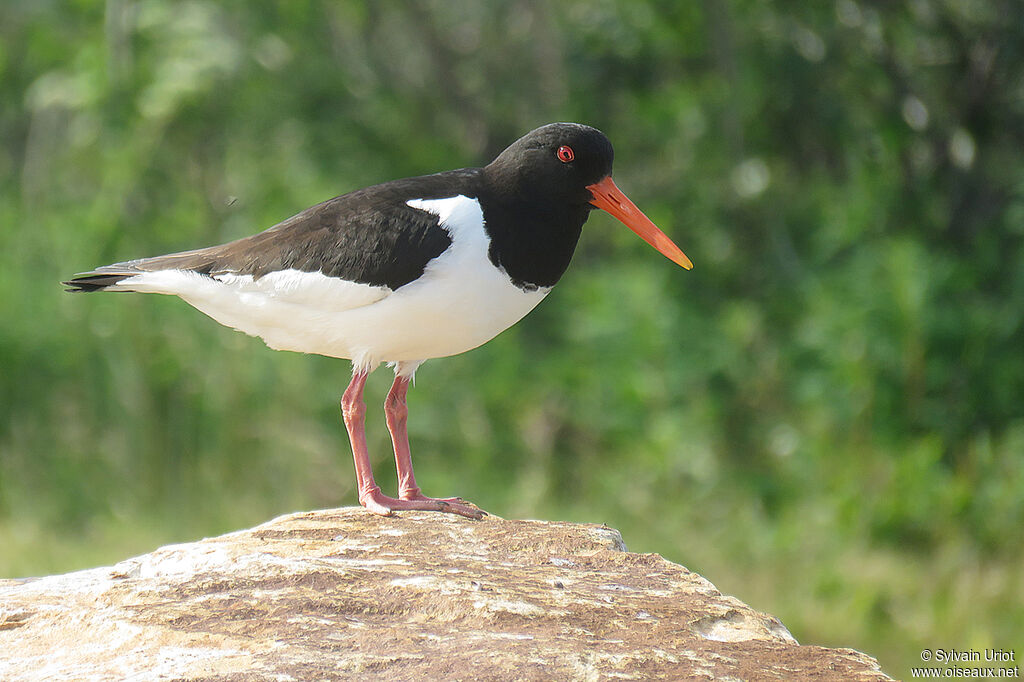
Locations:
64;122;692;519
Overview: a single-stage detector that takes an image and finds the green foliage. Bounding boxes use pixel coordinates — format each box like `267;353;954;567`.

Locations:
1;1;1022;676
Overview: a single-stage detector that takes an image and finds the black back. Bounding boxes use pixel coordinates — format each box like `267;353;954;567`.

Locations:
68;171;474;292
211;170;472;289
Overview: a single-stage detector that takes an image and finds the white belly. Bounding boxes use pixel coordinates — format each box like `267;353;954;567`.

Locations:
113;195;551;371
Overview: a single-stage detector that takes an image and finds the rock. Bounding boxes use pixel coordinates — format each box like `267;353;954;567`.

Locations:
0;508;892;681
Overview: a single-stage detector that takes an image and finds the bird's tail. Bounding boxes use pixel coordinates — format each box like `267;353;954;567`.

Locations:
62;265;144;292
63;246;223;292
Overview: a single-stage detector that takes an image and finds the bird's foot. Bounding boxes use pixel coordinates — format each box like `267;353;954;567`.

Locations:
359;488;486;520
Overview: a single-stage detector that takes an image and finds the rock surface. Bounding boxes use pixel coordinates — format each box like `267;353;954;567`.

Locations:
0;508;892;681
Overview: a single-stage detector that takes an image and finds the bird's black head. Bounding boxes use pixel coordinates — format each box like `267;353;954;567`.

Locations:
484;122;614;207
479;123;692;288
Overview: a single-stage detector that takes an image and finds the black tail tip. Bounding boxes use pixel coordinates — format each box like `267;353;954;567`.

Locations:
61;273;130;292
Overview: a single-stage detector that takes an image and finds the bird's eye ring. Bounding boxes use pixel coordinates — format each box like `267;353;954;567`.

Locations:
556;145;574;163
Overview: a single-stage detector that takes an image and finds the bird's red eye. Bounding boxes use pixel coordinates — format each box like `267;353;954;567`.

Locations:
556;145;574;163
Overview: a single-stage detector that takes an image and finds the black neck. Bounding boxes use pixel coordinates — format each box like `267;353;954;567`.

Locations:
479;194;589;290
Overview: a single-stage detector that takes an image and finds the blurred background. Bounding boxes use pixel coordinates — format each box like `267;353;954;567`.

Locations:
1;0;1022;676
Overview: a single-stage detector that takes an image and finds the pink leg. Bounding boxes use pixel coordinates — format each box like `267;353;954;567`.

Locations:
384;373;485;518
340;371;389;515
384;374;422;498
340;370;484;519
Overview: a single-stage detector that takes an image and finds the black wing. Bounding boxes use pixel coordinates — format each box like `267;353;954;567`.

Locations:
64;169;480;292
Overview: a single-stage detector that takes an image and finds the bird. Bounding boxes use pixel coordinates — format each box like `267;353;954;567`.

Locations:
64;122;692;520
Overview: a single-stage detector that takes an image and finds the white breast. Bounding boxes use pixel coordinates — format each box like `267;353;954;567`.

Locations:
110;195;550;372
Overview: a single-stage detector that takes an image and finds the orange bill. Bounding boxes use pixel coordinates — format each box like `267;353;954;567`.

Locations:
586;176;693;270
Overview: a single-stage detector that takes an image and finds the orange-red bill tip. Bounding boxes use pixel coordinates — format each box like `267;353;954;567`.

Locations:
586;176;693;270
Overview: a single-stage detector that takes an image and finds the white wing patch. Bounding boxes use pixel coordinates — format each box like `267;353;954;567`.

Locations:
112;268;389;312
109;268;391;355
211;270;389;312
